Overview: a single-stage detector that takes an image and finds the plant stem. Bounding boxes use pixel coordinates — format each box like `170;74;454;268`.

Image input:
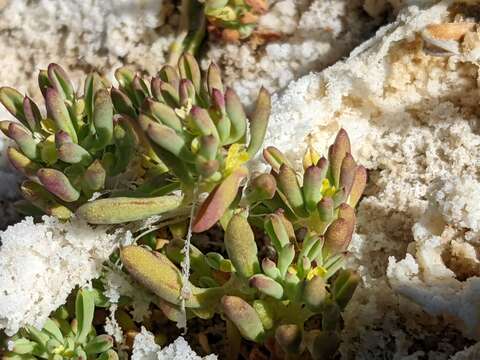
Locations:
179;181;200;334
168;0;207;66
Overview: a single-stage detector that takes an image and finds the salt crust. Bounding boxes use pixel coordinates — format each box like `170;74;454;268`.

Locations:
0;216;119;336
264;0;480;357
132;327;218;360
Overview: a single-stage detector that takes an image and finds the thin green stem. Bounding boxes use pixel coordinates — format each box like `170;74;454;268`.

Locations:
168;0;207;66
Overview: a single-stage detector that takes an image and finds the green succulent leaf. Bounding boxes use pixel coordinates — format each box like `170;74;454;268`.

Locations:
45;87;77;143
75;288;95;344
224;213;260;278
23;96;42;132
84;335;114;355
332;269;360;309
249;274;284;299
178;53;201;93
192;166;248;233
0;87;26;125
7;123;38;160
47;63;74;101
7;147;40;180
246;87;270;158
121;246;219;308
91;89;114;151
263;146;292;173
42;319;64;344
37;168;80;202
328;129;350;188
225;87;247;144
76;195;182;224
348;165;367;207
221;296;265;342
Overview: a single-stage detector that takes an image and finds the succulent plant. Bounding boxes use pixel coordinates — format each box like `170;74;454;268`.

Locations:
0;64;153;219
255;129;367;234
121;211;360;359
220;212;360;358
4;289;117;360
205;0;268;42
1;56;270;228
119;129;365;359
78;53;270;227
168;0;269;64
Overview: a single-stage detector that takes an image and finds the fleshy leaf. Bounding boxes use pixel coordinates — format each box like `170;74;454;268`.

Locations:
328;129;350;188
323;218;352;256
7;147;40;180
37;168;80;202
192;166;248;232
146;99;182;131
224;214;260;278
92;89;114;151
247;87;270;158
0;87;26;125
249;274;284;299
348;165;367;207
45;88;77;143
8;122;38;160
263;146;291;173
21;181;72;219
76;195;182;224
121;246;217;308
303;165;324;213
332;269;360;309
75;289;95;344
221;296;265;342
277;164;306;216
48;63;74;101
302;275;327;311
246;173;276;203
178;53;201;93
225;87;247;144
57;143;92;164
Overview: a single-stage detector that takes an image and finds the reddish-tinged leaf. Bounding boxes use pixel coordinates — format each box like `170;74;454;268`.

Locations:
192;167;248;232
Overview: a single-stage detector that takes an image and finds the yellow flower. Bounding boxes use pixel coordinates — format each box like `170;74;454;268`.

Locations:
306;266;327;280
224;143;249;175
321;178;336;198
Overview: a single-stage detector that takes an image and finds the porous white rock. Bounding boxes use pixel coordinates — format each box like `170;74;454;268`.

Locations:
132;327;161;360
387;222;480;339
0;216;119;336
132;327;218;360
0;0;175;98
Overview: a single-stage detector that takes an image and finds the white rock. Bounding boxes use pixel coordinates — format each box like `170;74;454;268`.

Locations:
132;327;218;360
0;216;119;335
